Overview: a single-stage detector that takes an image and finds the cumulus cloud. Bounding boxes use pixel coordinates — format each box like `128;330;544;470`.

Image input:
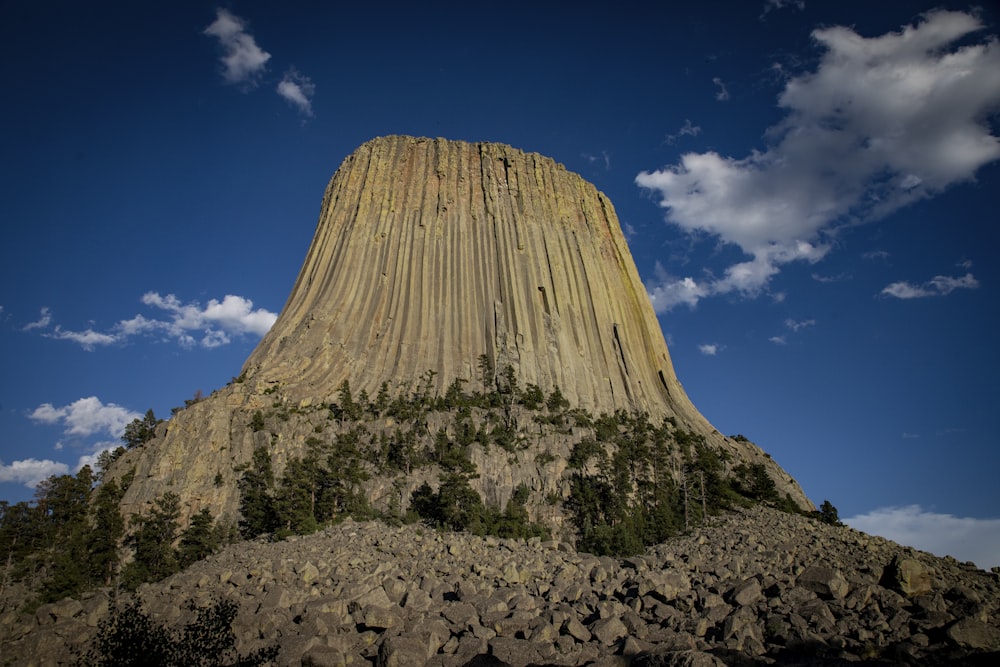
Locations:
881;272;980;299
75;443;121;475
30;396;140;438
22;307;52;331
47;327;118;350
647;263;710;311
277;68;315;116
845;505;1000;569
204;9;272;86
638;10;1000;313
712;77;730;101
0;458;70;488
698;343;721;355
141;292;277;339
32;292;277;350
769;335;787;345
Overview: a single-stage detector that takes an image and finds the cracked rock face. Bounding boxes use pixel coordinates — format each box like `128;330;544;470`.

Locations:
245;135;703;423
114;136;810;526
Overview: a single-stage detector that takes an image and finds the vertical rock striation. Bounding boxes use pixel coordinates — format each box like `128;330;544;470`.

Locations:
115;136;812;527
244;136;706;426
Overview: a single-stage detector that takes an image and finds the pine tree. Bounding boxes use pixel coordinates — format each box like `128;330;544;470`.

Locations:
817;499;843;526
177;508;219;568
89;478;125;587
238;446;278;539
274;455;322;535
122;409;161;448
124;492;180;588
38;467;93;602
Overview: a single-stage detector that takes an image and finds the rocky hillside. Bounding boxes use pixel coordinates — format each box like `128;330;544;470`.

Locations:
5;507;998;666
108;135;811;539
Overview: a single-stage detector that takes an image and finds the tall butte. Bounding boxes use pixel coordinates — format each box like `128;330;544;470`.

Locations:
246;135;705;423
116;136;811;524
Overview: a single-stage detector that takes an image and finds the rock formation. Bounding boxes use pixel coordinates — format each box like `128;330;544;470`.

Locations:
6;507;999;665
245;135;699;425
112;135;809;529
6;137;998;667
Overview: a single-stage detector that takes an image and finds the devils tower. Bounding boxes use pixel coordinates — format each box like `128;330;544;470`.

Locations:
246;135;708;425
113;136;811;529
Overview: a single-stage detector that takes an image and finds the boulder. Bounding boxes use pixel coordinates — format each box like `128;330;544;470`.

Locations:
796;565;849;600
882;555;935;597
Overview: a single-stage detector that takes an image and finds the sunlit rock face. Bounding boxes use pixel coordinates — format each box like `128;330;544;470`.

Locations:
244;135;704;422
115;136;812;527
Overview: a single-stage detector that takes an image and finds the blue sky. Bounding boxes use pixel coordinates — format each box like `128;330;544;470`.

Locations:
2;1;998;567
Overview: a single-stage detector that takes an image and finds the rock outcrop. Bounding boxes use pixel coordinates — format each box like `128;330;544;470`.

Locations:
5;508;998;665
245;136;698;424
111;136;810;530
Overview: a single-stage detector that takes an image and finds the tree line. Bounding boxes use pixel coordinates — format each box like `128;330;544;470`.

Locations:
0;410;229;608
2;361;841;612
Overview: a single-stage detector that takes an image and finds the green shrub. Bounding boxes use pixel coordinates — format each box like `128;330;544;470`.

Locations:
79;598;279;666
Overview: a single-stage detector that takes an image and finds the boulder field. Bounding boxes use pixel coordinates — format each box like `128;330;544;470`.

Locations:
4;506;999;665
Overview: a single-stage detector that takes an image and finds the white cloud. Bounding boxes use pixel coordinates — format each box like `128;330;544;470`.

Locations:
811;272;848;284
22;307;52;331
770;317;815;344
698;343;721;355
34;292;277;350
666;120;702;144
881;272;979;299
277;68;316;116
761;0;805;20
785;318;815;332
647;263;710;311
75;442;121;475
0;458;70;488
141;292;277;339
204;9;272;86
47;326;117;350
29;396;140;438
845;505;1000;570
712;77;730;101
582;150;611;170
638;10;1000;313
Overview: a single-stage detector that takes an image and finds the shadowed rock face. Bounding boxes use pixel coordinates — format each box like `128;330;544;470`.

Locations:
114;136;812;526
243;135;703;424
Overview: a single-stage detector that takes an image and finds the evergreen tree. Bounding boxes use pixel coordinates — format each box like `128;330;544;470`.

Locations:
89;478;125;587
249;410;266;432
410;474;485;533
274;455;322;535
238;447;278;539
546;386;570;413
336;380;362;421
38;467;93;602
123;492;180;588
0;500;46;586
817;499;843;526
81;598;280;666
122;409;161;448
178;508;219;569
